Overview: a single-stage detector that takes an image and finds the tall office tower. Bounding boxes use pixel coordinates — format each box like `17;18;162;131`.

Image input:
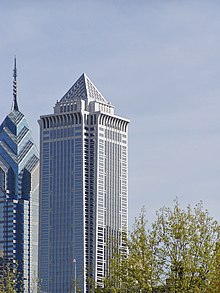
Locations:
0;60;39;292
39;73;129;292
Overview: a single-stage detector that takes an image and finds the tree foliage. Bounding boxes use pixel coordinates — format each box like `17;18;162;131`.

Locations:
101;200;220;292
31;272;42;293
0;263;19;293
102;208;158;293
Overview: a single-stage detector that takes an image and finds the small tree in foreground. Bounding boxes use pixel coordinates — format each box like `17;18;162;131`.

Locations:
0;263;19;293
31;272;42;293
152;200;220;292
209;240;220;292
102;200;220;292
102;208;158;293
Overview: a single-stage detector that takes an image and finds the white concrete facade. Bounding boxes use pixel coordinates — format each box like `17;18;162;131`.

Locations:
39;74;129;292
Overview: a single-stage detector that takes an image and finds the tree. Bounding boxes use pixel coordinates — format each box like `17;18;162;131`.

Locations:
0;263;19;293
102;200;220;292
103;208;158;292
152;200;220;292
31;272;42;293
209;240;220;292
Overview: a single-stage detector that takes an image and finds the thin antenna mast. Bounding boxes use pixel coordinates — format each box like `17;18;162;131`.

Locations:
12;57;19;111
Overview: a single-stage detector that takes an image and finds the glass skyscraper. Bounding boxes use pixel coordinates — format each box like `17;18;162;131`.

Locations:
39;74;129;292
0;60;39;292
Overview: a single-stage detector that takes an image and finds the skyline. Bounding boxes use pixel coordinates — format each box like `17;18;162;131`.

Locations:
1;1;220;226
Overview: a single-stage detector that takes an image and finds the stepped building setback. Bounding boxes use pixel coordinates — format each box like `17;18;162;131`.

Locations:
0;59;39;292
39;74;129;292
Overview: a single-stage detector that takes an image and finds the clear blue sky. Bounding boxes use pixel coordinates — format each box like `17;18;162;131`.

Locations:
1;0;220;226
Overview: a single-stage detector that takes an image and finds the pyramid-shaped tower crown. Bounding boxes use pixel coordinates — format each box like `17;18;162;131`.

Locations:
60;73;109;104
54;73;115;115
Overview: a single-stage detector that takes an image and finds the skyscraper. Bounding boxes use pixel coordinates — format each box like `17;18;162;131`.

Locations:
0;60;39;292
39;73;129;292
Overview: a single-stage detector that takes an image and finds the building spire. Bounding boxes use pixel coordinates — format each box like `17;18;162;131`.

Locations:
12;57;19;111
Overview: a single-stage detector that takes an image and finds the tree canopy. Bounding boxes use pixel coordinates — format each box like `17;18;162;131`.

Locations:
0;263;18;293
101;200;220;293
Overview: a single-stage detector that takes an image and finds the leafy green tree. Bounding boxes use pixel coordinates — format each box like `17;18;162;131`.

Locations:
152;200;219;292
31;272;42;293
209;240;220;292
101;200;220;293
103;208;158;292
0;263;18;293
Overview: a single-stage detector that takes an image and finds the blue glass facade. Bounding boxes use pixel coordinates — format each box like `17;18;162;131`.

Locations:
0;109;39;292
39;74;129;292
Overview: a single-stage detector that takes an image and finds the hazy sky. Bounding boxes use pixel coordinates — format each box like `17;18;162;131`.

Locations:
1;0;220;226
